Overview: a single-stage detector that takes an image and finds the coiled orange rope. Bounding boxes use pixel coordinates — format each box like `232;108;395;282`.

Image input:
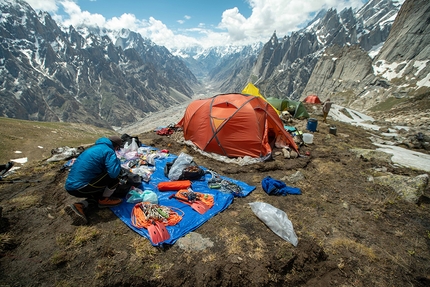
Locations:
131;202;182;229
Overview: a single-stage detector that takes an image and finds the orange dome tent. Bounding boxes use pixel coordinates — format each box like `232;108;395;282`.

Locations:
177;93;298;159
303;94;322;104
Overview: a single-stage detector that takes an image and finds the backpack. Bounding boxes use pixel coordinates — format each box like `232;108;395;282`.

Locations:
114;168;143;197
164;158;205;181
121;134;142;147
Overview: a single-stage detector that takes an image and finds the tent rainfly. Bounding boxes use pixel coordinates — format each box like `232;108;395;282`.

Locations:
266;97;309;119
177;93;298;159
303;94;322;104
241;83;280;115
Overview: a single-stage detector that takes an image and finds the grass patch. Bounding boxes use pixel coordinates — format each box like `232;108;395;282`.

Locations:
248;237;266;260
95;257;117;280
50;250;69;266
9;195;40;210
330;238;376;260
0;233;17;253
72;226;101;246
219;226;267;258
369;97;408;112
131;237;159;260
202;253;217;263
56;233;73;248
219;227;250;255
0;117;116;164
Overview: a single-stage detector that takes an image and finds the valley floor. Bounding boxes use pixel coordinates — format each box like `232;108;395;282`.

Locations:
0;103;429;286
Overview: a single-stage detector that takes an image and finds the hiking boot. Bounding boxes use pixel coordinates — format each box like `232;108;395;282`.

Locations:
65;203;87;225
98;197;122;208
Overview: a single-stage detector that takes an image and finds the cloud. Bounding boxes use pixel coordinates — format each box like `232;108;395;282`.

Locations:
25;0;58;12
217;0;366;44
177;15;191;25
60;0;106;28
106;13;143;31
24;0;366;50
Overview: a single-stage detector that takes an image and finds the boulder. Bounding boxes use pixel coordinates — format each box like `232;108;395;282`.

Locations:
373;173;429;203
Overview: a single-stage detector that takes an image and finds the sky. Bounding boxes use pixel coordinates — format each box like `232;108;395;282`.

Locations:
24;0;367;50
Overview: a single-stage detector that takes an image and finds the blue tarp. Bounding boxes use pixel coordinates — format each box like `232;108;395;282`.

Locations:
110;151;256;246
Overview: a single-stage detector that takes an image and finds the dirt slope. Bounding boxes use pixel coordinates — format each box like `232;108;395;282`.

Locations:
0;111;429;286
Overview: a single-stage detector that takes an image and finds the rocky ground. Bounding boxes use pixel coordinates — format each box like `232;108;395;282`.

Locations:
0;100;429;286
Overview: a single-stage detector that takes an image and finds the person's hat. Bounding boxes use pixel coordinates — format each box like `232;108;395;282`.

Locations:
109;135;123;148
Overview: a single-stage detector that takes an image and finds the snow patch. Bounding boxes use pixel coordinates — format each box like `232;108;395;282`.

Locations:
368;42;384;59
328;105;430;172
11;157;28;164
417;73;430;87
329;104;379;130
374;144;430;172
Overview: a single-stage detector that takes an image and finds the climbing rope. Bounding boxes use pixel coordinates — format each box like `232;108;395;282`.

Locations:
131;202;183;229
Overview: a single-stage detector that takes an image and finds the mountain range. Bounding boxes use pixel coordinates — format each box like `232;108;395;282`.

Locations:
0;0;428;130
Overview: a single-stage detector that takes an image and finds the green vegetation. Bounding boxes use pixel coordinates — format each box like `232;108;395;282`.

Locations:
0;117;117;164
72;226;101;246
369;97;408;112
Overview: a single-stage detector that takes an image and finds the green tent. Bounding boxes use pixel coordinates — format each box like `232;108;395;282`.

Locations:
266;97;309;119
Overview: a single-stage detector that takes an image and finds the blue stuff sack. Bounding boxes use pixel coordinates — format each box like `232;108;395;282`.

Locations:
261;176;301;196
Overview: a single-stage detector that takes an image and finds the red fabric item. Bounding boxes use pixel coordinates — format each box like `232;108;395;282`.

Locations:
158;180;192;191
156;128;173;136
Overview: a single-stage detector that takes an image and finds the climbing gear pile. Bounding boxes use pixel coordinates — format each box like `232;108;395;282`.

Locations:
169;188;214;214
175;189;214;208
206;170;244;197
131;202;183;229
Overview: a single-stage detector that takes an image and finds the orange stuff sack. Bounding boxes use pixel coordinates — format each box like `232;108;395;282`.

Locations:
158;180;192;191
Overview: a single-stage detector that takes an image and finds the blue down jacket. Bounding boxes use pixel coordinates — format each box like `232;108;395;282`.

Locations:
65;137;121;191
261;176;301;196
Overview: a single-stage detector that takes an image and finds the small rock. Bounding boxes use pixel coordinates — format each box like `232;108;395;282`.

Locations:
281;171;305;183
290;150;298;159
282;148;290;159
177;232;214;251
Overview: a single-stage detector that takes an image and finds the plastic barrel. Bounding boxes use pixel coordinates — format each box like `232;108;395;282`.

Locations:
306;118;318;132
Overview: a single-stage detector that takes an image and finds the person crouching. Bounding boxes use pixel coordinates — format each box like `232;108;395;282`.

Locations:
64;136;124;225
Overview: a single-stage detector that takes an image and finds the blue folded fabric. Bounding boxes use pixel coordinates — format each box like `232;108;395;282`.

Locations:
262;176;301;195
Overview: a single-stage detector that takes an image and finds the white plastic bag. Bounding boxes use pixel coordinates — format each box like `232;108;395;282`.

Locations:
249;202;298;246
168;152;194;180
130;138;139;152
